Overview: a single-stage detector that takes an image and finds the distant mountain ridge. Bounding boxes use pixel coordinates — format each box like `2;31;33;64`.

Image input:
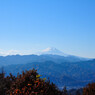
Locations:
0;47;94;89
0;53;89;67
0;47;90;60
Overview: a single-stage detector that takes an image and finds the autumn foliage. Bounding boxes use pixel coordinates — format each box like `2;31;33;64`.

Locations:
0;69;62;95
83;83;95;95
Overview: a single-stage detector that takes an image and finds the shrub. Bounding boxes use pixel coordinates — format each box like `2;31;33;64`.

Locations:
2;69;62;95
83;83;95;95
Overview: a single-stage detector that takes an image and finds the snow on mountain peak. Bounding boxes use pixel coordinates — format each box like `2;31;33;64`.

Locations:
37;47;68;56
42;47;58;52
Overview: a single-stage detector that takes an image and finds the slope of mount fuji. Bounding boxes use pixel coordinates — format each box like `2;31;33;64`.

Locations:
37;47;89;62
37;47;68;56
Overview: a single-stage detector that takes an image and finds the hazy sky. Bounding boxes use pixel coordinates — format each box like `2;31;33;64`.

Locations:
0;0;95;58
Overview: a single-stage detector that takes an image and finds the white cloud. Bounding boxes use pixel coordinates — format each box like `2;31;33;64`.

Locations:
0;49;36;56
0;49;20;56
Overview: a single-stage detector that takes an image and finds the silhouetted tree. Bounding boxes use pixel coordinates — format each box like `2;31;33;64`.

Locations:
76;90;80;95
62;86;68;95
0;68;16;95
0;68;5;95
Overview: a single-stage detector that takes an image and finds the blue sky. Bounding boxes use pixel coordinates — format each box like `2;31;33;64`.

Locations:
0;0;95;58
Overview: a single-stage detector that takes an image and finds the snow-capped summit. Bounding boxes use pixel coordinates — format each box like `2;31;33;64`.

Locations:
37;47;68;56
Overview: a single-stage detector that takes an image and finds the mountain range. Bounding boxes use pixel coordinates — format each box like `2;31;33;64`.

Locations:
0;48;89;66
0;48;94;89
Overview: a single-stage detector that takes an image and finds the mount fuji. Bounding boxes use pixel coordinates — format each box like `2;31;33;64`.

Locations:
0;47;90;67
37;47;68;56
36;47;89;61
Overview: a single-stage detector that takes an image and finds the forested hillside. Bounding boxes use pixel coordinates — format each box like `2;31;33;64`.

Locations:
2;59;95;89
